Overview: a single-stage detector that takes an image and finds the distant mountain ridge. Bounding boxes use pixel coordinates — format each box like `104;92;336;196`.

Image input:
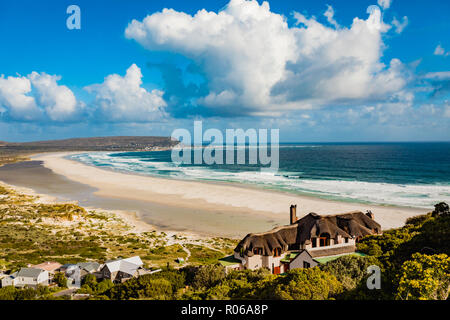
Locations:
0;136;178;152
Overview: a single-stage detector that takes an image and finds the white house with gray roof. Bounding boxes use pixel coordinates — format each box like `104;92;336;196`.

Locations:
100;256;148;283
1;268;49;288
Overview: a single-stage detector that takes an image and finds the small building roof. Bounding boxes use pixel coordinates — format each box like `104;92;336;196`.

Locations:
280;252;300;263
31;261;62;272
313;252;367;264
119;261;140;276
17;268;46;278
104;256;143;274
76;262;100;273
123;256;143;266
218;255;242;267
288;250;315;264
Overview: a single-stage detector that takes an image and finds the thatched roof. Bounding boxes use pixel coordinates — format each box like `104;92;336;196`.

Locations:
235;211;381;257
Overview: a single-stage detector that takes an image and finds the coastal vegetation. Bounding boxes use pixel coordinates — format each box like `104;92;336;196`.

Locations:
0;285;64;300
0;182;235;272
99;266;343;300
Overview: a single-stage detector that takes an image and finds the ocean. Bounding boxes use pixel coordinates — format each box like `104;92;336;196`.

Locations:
68;142;450;209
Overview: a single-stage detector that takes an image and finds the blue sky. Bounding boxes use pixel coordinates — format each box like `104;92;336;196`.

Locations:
0;0;449;142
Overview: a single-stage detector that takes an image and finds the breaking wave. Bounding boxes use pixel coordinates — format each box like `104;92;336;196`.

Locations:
68;149;450;209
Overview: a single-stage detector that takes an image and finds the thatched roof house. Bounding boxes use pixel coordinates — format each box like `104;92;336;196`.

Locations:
235;211;381;257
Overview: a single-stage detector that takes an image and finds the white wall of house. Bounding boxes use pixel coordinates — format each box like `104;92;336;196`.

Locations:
289;251;318;270
262;254;286;272
237;251;289;273
246;255;263;269
1;276;16;287
16;272;49;287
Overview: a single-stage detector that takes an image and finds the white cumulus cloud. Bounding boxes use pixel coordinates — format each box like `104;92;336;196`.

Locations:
0;72;80;121
84;64;167;122
28;72;80;121
125;0;410;116
126;0;296;115
0;75;41;121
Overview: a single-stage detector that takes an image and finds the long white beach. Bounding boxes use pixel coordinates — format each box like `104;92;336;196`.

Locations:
27;152;427;235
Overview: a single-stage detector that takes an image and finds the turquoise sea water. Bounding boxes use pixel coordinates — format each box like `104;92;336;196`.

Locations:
68;142;450;209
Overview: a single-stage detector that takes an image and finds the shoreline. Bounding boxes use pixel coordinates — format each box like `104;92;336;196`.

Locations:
65;150;428;212
23;152;426;233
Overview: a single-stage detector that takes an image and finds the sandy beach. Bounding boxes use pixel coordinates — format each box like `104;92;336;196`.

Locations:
8;151;424;236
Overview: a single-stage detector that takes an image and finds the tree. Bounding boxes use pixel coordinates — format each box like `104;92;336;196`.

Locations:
53;272;68;288
82;273;97;287
396;253;450;300
431;202;449;217
96;279;114;294
191;264;226;290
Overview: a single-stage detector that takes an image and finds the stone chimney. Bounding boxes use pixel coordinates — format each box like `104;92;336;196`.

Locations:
290;205;297;224
365;210;374;220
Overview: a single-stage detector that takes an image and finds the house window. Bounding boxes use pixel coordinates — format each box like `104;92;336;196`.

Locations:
253;247;263;255
311;237;317;248
303;261;311;268
345;237;349;243
319;233;330;247
273;247;281;257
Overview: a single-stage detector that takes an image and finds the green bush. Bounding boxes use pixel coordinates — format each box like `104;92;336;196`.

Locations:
321;255;380;291
396;253;450;300
261;268;343;300
191;264;226;290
